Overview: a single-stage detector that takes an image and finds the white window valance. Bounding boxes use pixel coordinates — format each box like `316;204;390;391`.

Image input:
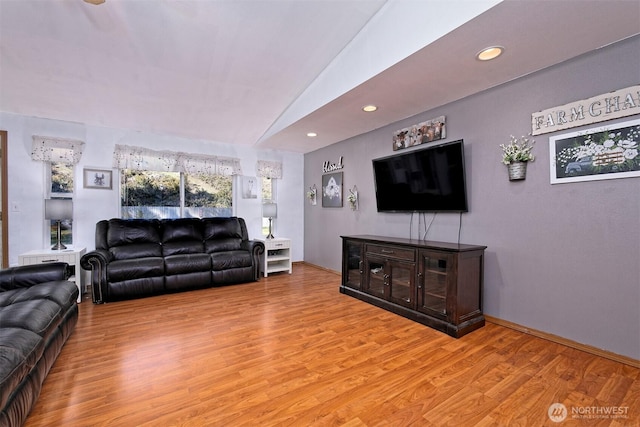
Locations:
31;136;85;165
113;144;242;176
256;160;282;179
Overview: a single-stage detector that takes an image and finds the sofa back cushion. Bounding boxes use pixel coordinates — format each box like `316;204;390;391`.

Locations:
106;219;162;260
203;217;244;253
161;218;204;256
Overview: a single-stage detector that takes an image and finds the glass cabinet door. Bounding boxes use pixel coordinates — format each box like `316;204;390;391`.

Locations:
363;257;386;298
387;260;415;309
343;240;363;289
418;251;452;318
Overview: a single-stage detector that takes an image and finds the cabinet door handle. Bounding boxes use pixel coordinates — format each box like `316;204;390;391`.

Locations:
381;249;394;254
41;259;59;263
358;261;363;274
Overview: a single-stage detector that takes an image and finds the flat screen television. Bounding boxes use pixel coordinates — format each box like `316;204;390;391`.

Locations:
372;139;468;212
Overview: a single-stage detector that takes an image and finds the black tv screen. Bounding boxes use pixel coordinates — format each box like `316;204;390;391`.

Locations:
372;140;468;212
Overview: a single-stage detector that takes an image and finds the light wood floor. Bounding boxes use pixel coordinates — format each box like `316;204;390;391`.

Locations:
26;264;639;426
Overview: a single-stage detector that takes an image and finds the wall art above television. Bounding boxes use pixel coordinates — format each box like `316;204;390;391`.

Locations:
392;115;446;151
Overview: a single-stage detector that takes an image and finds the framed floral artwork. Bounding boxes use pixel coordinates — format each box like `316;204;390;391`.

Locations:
549;118;640;184
322;172;343;207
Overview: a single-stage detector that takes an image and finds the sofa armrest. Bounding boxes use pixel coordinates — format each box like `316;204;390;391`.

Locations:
80;249;113;304
243;239;265;256
242;240;265;281
0;262;70;291
80;249;113;270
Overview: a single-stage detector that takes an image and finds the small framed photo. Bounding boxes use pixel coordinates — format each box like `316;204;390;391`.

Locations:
83;168;113;189
242;176;258;199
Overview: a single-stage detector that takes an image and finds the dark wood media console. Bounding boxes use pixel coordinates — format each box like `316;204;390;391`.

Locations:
340;235;486;338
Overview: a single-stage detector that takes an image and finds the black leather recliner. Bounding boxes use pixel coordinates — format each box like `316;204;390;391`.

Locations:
80;217;265;304
0;262;78;426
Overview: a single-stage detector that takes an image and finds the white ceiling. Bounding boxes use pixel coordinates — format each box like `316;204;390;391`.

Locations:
1;0;639;154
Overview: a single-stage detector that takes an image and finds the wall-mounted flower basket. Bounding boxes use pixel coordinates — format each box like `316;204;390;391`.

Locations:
507;161;527;181
501;135;535;181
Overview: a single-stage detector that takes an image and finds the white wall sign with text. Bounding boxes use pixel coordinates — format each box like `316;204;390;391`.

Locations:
532;85;640;136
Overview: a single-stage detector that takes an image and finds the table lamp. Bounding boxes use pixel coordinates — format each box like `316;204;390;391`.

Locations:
45;199;73;250
262;202;277;239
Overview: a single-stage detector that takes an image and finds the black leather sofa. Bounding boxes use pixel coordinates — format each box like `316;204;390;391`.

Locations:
0;262;78;426
80;217;265;304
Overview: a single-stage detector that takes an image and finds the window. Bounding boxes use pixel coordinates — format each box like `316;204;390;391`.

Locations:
184;173;232;217
121;170;232;219
114;145;240;220
48;162;74;246
261;176;276;235
261;176;274;201
31;136;84;248
256;160;282;236
50;162;74;196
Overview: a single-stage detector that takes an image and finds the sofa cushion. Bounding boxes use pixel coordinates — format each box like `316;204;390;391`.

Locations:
161;218;203;243
203;218;243;252
107;258;165;282
202;217;242;239
107;219;162;260
210;251;252;270
0;300;62;337
205;239;243;253
111;243;162;260
0;289;21;307
165;271;211;291
164;254;211;275
9;281;78;309
0;263;69;292
107;277;165;299
0;328;44;411
163;241;204;257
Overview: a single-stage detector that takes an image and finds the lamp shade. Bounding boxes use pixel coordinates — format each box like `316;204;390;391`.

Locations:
45;199;73;220
262;202;277;218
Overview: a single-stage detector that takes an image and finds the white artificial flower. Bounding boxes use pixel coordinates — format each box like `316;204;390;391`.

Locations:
623;149;638;160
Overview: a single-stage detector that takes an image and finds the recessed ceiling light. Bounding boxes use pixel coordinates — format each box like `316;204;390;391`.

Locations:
84;0;106;4
362;105;378;112
476;46;504;61
307;132;317;137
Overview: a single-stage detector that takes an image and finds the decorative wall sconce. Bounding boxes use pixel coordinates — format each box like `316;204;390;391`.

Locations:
307;184;317;205
348;185;358;211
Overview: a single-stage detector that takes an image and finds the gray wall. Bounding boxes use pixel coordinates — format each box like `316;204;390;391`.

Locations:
304;36;640;360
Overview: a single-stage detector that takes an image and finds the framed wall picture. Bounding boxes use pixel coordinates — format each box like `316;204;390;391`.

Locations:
322;172;343;207
83;168;113;189
549;118;640;184
393;115;446;151
242;176;258;199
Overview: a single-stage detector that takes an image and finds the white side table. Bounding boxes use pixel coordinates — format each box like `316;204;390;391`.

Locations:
18;247;86;303
256;238;292;277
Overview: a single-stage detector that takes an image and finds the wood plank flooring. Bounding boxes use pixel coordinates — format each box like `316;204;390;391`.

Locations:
26;264;639;426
